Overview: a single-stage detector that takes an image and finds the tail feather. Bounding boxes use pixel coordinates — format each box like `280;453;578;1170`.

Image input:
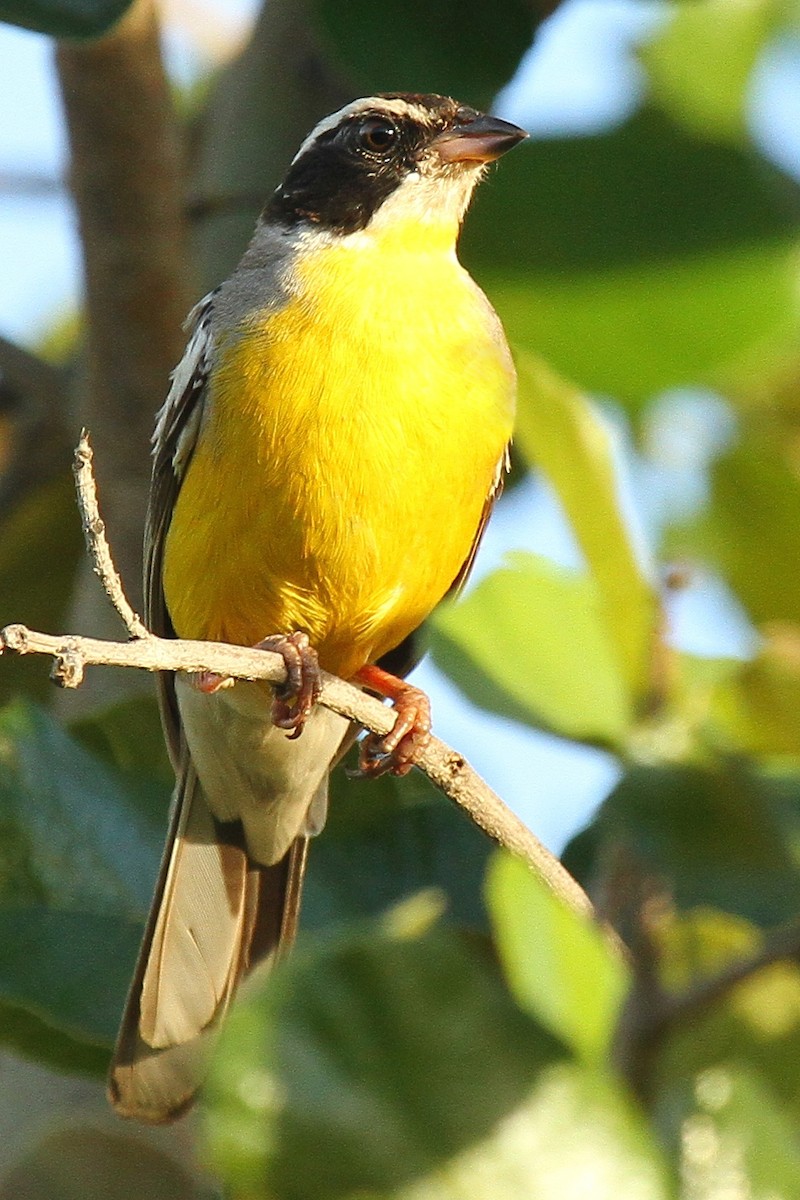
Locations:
108;760;308;1123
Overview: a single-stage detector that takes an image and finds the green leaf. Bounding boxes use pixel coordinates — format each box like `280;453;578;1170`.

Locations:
0;0;133;38
0;1000;109;1077
514;351;657;698
639;0;779;144
0;474;83;705
206;917;670;1199
683;1065;800;1195
308;751;495;932
0;699;165;1056
0;1126;206;1200
687;633;800;760
488;853;630;1066
672;424;800;626
70;693;173;787
0;909;143;1051
430;552;633;747
462;109;800;407
564;762;800;931
650;909;800;1076
308;0;536;111
0;698;494;1069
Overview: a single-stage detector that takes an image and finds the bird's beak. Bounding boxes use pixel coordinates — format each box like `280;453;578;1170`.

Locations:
433;114;528;164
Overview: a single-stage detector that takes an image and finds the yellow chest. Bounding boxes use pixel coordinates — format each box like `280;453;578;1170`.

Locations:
163;224;515;678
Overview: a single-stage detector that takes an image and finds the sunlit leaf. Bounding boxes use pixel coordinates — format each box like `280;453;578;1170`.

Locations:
677;1065;800;1195
645;910;800;1175
685;630;800;759
673;425;800;627
430;552;632;747
639;0;779;143
514;351;657;698
464;110;800;408
488;852;629;1066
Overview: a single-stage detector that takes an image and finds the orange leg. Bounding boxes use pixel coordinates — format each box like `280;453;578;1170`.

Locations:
353;663;432;777
189;631;321;739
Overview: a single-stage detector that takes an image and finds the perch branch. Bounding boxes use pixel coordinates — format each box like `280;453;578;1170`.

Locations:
2;431;598;925
1;620;592;919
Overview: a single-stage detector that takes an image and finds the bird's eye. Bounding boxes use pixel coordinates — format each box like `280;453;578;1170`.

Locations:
358;117;398;155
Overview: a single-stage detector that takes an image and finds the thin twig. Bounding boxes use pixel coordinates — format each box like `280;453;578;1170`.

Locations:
0;620;593;919
73;432;150;639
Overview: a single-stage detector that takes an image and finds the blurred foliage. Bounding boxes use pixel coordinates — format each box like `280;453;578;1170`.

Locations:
0;0;134;37
4;0;800;1195
0;474;83;704
463;109;800;408
308;0;538;113
0;1127;211;1200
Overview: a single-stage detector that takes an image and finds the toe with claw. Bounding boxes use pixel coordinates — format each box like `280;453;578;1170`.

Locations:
354;663;432;777
257;631;321;738
188;631;321;740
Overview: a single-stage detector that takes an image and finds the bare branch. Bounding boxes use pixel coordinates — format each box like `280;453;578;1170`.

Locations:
72;431;149;639
0;619;593;920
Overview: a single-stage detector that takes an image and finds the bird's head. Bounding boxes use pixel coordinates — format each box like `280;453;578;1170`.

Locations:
264;93;527;239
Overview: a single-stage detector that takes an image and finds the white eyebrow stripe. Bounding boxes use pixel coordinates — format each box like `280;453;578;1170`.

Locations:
290;97;436;163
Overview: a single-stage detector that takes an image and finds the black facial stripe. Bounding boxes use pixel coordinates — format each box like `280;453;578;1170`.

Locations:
264;98;477;235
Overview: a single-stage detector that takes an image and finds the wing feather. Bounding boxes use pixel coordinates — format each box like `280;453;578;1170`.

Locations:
110;290;311;1122
144;292;216;765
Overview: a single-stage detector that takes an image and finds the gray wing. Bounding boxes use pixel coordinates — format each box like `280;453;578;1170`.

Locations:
144;292;216;767
109;293;311;1122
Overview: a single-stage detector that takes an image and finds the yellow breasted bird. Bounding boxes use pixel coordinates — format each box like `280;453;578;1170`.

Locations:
109;93;526;1122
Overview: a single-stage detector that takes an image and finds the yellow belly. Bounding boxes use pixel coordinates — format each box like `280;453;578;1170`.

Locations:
163;223;515;680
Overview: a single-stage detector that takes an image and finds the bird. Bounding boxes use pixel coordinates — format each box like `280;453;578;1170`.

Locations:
108;92;526;1122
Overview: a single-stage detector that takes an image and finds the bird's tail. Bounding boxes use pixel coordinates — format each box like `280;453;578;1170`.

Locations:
108;760;307;1123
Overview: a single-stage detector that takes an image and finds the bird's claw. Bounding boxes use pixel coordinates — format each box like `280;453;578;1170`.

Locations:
256;631;321;738
353;665;432;777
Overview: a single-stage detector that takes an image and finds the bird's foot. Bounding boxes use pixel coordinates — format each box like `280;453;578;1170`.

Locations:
257;631;321;739
188;632;321;740
353;663;432;777
188;669;235;694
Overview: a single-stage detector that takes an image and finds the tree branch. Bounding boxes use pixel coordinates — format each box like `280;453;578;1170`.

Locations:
7;428;595;924
0;618;592;918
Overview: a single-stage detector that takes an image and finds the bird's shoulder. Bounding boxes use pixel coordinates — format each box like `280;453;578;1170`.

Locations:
152;290;216;486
